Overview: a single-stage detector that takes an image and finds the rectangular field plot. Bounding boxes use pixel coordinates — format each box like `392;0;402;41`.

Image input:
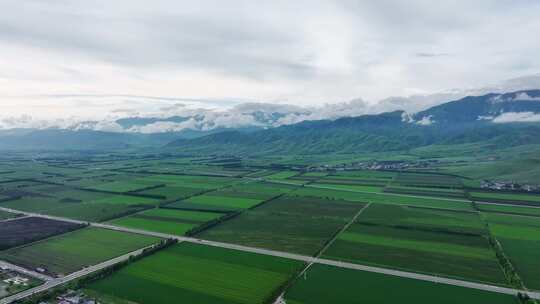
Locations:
229;182;298;196
292;186;473;211
0;227;160;276
310;183;384;193
265;171;300;180
167;193;265;212
0;191;157;222
284;264;518;304
86;243;304;304
383;185;467;199
135;185;203;200
485;213;540;290
392;173;463;189
0;217;83;250
200;196;365;256
109;208;224;235
477;203;540;217
471;191;540;206
85;180;155;193
358;204;486;235
0;210;20;220
322;205;506;285
138;174;240;190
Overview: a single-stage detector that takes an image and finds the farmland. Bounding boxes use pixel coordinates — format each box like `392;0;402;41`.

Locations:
0;154;537;304
0;217;83;250
86;243;304;304
0;227;160;276
199;195;365;255
284;264;518;304
110;208;224;235
168;193;263;211
471;191;540;206
322;204;506;284
476;203;540;217
0;210;20;220
484;213;540;290
292;186;474;211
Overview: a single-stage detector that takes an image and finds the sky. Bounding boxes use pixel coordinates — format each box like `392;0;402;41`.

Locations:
1;0;540;129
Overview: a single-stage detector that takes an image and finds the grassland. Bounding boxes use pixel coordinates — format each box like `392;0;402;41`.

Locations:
284;264;518;304
484;213;540;290
0;227;160;276
110;208;223;235
200;195;364;255
322;204;506;285
87;243;304;304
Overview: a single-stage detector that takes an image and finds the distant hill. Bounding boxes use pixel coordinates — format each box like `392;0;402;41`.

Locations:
0;90;539;152
167;90;540;155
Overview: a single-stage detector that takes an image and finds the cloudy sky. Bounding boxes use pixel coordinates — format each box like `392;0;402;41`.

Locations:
1;0;540;128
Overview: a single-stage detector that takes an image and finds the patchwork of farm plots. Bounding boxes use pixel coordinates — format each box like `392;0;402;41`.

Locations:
86;243;304;304
110;208;224;235
199;195;365;255
0;227;160;276
322;204;507;285
284;264;518;304
484;213;540;290
1;163;538;303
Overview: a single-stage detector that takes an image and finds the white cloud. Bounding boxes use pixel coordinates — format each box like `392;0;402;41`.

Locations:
492;112;540;123
415;115;435;126
513;92;540;101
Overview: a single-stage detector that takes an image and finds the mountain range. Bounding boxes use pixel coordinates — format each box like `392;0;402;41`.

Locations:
1;90;539;153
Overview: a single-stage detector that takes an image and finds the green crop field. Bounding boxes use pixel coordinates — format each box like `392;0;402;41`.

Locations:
0;210;20;220
322;204;506;285
284;264;518;304
87;181;153;193
169;194;263;212
200;195;365;255
265;171;300;180
136;186;203;200
393;173;463;189
471;192;540;205
228;182;298;196
87;243;304;304
110;208;223;235
484;213;540;289
310;183;383;193
358;204;486;235
292;186;474;211
0;227;160;276
477;203;540;217
139;174;240;190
